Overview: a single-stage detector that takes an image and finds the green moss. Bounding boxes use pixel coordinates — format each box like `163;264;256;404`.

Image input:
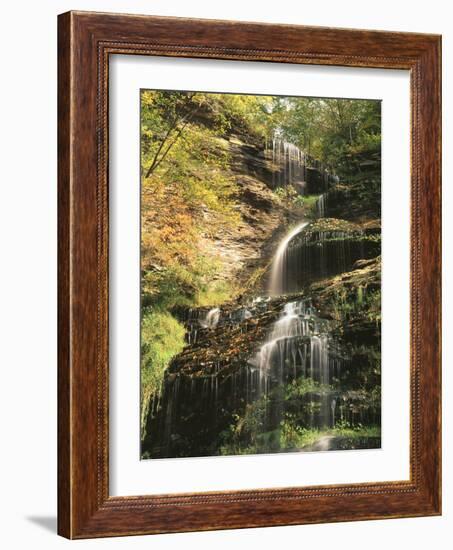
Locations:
285;378;332;399
195;280;234;306
305;217;361;234
142;255;230;310
283;424;381;450
219;420;381;455
311;256;381;323
302;194;321;210
273;185;303;206
140;311;186;435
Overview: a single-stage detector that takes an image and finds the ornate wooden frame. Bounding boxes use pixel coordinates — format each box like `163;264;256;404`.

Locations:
58;11;441;539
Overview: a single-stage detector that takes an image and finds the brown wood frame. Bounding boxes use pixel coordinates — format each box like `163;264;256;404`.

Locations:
58;10;442;539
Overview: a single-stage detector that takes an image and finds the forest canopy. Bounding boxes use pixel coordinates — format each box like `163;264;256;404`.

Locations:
141;92;380;179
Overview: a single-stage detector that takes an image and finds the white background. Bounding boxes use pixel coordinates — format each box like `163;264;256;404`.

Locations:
110;57;410;495
0;0;450;548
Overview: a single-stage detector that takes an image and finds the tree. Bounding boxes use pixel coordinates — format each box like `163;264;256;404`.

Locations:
141;91;204;178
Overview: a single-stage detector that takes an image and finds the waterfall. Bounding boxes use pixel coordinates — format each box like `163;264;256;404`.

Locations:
268;222;309;296
269;137;340;196
255;301;310;380
256;301;306;395
199;307;220;329
250;299;336;432
316;193;327;218
271;138;306;190
182;307;220;344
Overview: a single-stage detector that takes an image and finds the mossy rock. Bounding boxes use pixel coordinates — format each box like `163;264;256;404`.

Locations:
304;218;361;234
309;256;381;344
168;293;306;378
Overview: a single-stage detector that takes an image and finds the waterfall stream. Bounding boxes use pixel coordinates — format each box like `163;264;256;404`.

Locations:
316;193;327;218
250;297;336;434
271;138;306;189
269;137;339;196
268;222;309;296
199;307;220;329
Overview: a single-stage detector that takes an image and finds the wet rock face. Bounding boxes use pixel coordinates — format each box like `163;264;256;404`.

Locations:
310;256;381;312
267;218;381;292
311;256;381;397
305;167;333;194
169;297;296;377
319;177;381;221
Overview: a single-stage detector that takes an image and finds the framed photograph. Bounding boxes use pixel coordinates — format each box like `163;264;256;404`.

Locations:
58;11;441;538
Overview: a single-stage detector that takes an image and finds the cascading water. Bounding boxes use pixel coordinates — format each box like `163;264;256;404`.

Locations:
182;307;221;344
250;298;337;433
316;193;327;218
269;137;339;196
282;227;367;290
271;138;306;190
268;222;309;296
199;307;220;329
